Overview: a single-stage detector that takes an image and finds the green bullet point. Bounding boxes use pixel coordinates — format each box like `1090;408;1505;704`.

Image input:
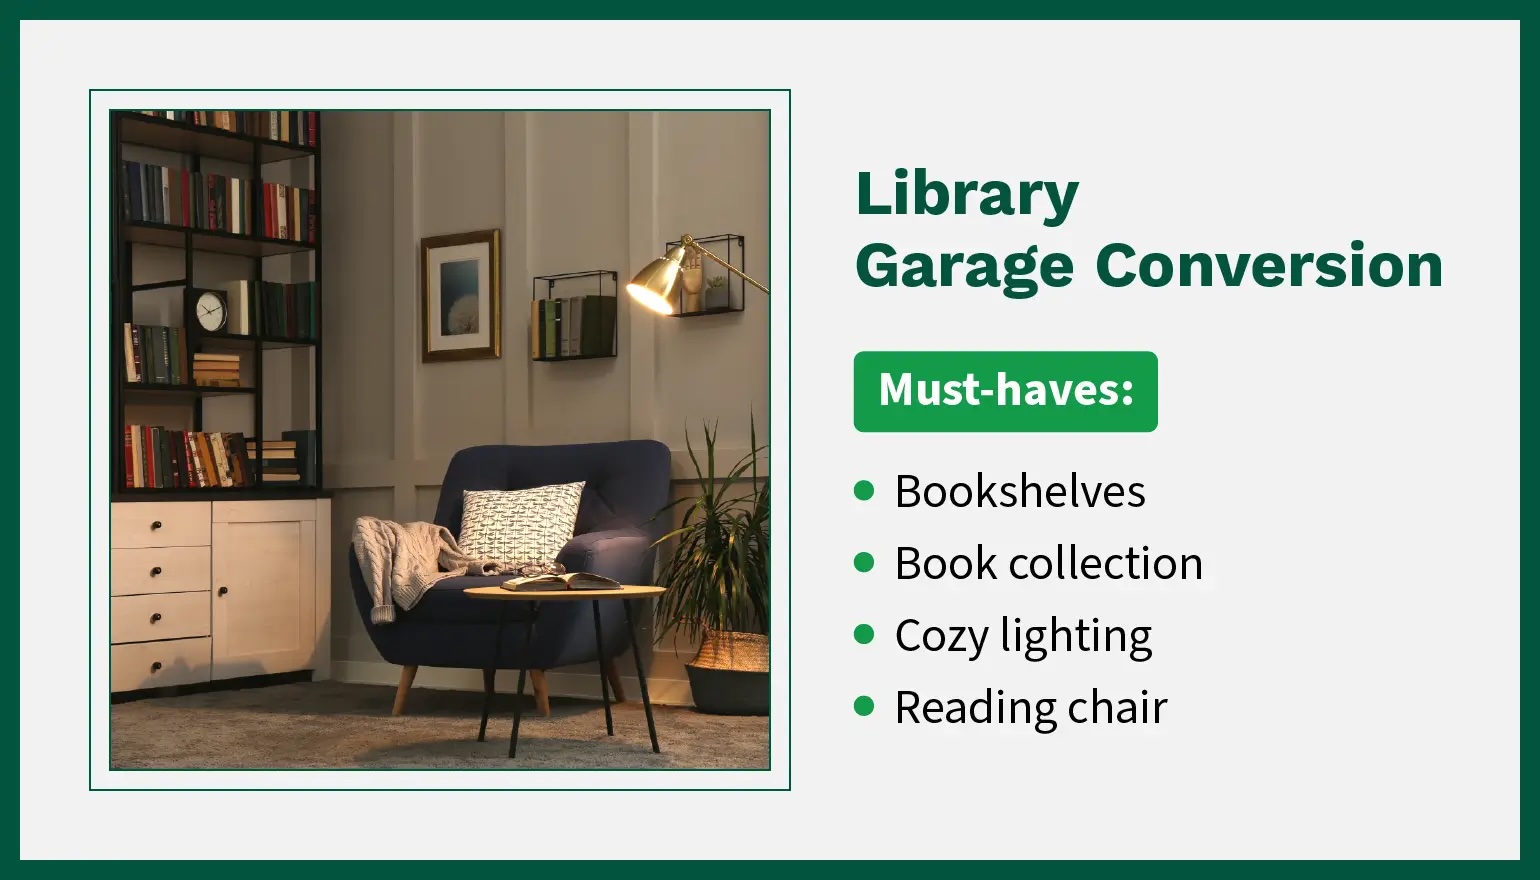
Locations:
853;623;874;644
853;479;874;501
853;552;874;572
853;695;875;716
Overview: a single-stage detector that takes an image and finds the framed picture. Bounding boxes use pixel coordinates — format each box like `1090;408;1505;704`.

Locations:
420;229;501;361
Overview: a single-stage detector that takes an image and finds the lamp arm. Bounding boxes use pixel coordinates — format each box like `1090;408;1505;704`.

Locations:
685;238;770;296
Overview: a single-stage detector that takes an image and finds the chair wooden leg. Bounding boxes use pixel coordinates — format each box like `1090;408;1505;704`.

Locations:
602;657;627;703
392;665;418;716
530;669;551;717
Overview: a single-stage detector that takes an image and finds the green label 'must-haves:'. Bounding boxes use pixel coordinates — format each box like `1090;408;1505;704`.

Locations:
853;351;1157;432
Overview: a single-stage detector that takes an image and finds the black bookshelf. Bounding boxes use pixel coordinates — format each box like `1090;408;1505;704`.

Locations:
122;384;258;399
110;111;324;501
126;220;315;258
119;113;316;164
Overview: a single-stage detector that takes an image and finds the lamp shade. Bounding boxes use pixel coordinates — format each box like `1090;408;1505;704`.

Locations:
626;245;688;315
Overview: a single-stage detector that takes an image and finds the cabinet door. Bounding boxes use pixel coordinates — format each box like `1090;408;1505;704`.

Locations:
211;520;316;679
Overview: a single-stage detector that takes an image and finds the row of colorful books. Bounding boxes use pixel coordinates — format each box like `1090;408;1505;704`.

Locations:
135;110;318;147
260;281;319;339
123;427;320;489
122;160;318;242
530;296;617;360
123;161;251;236
124;428;254;489
123;323;189;385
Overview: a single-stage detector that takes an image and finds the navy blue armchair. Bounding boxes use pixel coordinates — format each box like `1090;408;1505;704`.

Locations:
348;440;672;716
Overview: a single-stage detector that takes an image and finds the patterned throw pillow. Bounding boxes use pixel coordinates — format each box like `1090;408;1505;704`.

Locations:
457;481;586;565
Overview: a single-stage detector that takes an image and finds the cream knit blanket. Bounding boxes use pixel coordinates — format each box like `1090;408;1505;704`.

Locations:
352;516;521;624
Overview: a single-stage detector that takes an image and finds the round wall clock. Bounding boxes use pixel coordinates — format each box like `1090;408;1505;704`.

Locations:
196;290;228;332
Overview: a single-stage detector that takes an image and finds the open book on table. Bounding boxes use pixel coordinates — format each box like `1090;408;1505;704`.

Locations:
501;571;621;592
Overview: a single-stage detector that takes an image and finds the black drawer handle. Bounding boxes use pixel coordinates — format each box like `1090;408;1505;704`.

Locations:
150;520;163;530
150;566;163;577
150;661;163;673
218;586;229;597
150;613;162;624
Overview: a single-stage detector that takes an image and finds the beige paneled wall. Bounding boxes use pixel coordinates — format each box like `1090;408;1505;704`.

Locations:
528;111;632;445
318;109;770;704
321;111;396;467
416;112;509;459
655;111;772;453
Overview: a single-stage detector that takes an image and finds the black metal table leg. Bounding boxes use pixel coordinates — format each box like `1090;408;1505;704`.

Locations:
508;602;540;758
593;599;614;736
623;598;660;753
478;669;495;742
478;604;508;742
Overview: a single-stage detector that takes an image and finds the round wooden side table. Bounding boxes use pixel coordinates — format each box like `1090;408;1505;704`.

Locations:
464;585;666;758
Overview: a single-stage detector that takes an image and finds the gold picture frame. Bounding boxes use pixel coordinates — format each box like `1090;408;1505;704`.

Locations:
420;229;502;362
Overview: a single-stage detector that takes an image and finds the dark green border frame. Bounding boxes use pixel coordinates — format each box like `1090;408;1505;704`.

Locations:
87;91;790;792
30;13;1522;850
24;4;1528;15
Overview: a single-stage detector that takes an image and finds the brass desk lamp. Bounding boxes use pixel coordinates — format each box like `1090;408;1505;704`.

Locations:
626;233;771;315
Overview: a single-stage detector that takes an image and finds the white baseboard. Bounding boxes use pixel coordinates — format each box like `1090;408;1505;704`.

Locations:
331;659;695;707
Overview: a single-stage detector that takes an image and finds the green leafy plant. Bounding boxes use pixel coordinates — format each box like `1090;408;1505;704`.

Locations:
652;420;769;642
705;275;729;290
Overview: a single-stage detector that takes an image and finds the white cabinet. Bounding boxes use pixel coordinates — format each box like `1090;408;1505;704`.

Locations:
109;498;330;693
211;519;316;678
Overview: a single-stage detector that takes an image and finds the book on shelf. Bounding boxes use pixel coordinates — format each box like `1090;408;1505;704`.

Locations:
122;161;250;235
120;160;317;243
134;110;318;147
501;571;621;592
247;439;297;458
217;280;252;335
284;430;318;486
122;323;190;384
261;181;318;243
246;431;317;485
531;296;615;360
192;352;243;387
122;427;253;489
259;281;318;338
248;440;301;481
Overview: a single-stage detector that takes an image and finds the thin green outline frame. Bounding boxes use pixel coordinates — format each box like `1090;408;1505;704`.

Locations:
89;89;792;793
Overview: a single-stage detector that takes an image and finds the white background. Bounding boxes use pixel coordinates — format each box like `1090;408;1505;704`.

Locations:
18;20;1518;859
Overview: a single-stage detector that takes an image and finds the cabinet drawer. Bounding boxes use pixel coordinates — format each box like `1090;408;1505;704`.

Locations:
111;637;212;692
111;502;211;548
111;546;210;596
111;592;210;644
213;499;316;523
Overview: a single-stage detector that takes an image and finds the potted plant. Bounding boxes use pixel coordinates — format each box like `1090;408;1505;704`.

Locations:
652;420;769;715
703;274;731;311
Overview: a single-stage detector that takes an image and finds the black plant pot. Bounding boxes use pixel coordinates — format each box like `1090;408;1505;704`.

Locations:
685;663;769;716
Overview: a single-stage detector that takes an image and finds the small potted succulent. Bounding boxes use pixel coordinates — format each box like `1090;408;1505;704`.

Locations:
703;275;732;311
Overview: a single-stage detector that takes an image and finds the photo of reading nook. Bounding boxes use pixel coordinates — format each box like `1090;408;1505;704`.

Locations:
107;107;772;772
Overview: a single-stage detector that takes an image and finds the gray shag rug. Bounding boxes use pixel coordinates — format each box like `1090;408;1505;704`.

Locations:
111;681;769;769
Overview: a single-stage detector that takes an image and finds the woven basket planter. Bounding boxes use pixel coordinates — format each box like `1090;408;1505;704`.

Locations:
686;630;769;716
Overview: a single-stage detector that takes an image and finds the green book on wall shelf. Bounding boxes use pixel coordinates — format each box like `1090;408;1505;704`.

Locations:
597;296;616;356
581;295;599;356
544;299;557;359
